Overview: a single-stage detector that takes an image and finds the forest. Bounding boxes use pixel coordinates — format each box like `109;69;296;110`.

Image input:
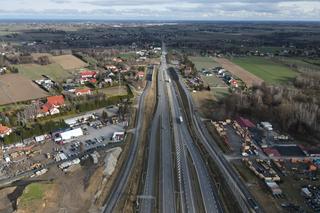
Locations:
221;71;320;142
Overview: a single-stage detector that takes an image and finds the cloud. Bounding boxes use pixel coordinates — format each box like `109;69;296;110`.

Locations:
0;0;319;20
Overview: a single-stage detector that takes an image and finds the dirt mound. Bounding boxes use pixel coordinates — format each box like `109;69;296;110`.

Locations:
103;147;122;177
0;186;16;213
16;183;59;213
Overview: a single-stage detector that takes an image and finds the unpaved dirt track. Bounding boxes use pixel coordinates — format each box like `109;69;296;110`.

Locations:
214;58;264;87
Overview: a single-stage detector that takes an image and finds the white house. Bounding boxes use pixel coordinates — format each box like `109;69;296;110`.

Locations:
75;88;92;96
104;78;113;84
112;132;125;142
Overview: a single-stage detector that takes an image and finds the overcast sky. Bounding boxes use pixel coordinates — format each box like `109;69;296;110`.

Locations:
0;0;319;20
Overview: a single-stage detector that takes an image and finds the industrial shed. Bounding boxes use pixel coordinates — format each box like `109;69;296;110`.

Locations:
55;128;84;142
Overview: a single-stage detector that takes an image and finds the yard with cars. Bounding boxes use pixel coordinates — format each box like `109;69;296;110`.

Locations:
0;105;127;180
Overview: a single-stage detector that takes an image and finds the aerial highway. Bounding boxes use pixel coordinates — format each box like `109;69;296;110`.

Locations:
102;66;154;213
176;69;262;212
147;42;222;213
139;47;176;213
139;44;223;213
163;50;197;213
159;50;176;213
166;66;223;213
104;44;237;213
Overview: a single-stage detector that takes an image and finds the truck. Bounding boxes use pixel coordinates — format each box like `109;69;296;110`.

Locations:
178;116;183;124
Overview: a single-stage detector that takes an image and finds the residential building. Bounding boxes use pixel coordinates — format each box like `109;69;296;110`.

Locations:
112;57;123;63
104;77;113;84
80;70;97;78
40;103;60;116
47;95;65;107
80;77;97;85
38;95;65;117
136;71;145;79
105;65;118;72
75;88;92;96
0;124;12;138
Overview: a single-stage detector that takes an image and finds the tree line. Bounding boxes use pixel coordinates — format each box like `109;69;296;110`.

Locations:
221;72;320;142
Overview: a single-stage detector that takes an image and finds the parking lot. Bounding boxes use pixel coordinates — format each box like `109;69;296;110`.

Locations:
61;122;126;158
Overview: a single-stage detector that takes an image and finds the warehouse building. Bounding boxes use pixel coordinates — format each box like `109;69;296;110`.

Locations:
54;128;83;142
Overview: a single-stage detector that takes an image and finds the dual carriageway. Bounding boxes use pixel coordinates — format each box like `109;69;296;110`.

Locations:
103;44;260;213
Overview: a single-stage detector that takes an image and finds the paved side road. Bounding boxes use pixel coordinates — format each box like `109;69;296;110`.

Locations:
102;67;153;213
178;70;262;212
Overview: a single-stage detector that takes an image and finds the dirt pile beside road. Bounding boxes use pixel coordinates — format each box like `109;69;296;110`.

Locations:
103;147;123;177
7;158;114;213
0;186;16;213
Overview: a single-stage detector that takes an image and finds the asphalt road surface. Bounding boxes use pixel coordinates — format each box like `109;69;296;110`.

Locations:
102;66;153;213
163;43;222;213
167;72;222;213
178;71;262;212
139;47;176;213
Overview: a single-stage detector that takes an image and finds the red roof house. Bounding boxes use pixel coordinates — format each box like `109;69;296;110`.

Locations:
89;79;97;83
230;79;239;87
75;88;92;96
0;124;12;138
136;71;145;79
41;103;51;113
47;95;65;107
80;71;97;78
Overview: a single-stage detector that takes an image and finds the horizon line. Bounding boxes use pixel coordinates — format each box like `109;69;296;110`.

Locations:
0;18;319;23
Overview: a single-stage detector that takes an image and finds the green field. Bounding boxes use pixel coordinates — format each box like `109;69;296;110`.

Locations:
117;52;136;60
276;57;320;71
231;56;298;84
202;75;225;87
99;86;128;97
212;87;230;100
189;56;219;70
18;183;48;207
14;63;72;81
304;58;320;66
0;25;23;36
